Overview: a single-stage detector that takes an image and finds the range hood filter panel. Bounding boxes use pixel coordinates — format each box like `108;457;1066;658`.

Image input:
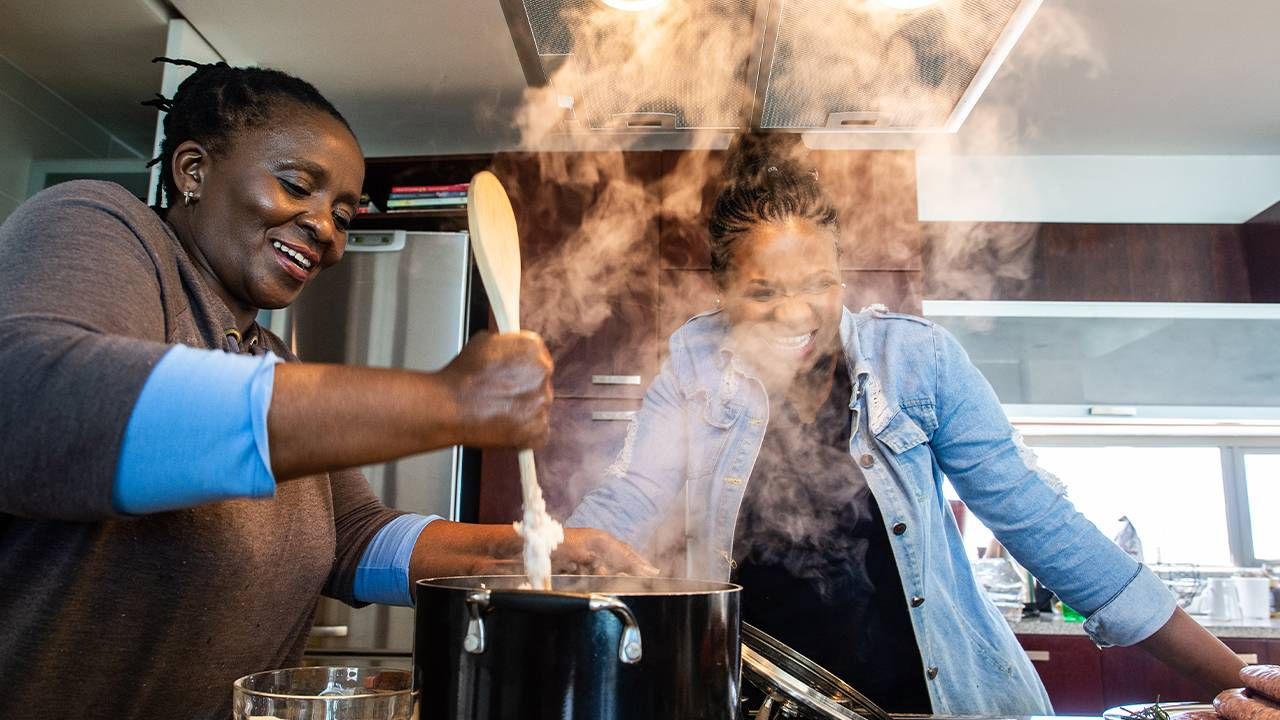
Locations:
517;0;759;130
760;0;1027;131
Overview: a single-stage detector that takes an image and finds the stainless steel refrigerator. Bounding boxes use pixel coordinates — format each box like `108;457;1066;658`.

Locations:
264;229;478;663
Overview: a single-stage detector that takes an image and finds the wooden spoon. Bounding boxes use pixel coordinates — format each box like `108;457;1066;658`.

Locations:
467;170;562;590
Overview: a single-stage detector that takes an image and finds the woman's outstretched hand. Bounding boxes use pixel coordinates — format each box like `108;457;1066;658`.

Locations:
410;522;660;582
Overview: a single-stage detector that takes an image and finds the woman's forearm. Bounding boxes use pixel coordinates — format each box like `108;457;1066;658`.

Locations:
1137;606;1246;694
267;330;553;482
268;363;464;481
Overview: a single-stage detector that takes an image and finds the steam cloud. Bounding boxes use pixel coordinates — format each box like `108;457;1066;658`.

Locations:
489;0;1100;575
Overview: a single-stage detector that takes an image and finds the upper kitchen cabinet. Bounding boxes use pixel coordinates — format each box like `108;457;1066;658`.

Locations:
497;0;1040;134
658;149;922;271
923;223;1253;303
925;300;1280;423
490;151;662;399
657;150;725;269
1244;201;1280;303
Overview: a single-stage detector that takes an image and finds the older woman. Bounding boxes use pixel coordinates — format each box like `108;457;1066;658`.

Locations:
0;60;646;719
568;135;1244;715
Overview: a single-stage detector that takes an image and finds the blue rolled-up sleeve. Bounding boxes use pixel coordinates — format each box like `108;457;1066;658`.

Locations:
112;344;281;514
354;513;442;606
1083;564;1178;647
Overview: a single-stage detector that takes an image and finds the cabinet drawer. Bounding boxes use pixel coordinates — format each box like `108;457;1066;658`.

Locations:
480;398;642;522
1018;634;1105;715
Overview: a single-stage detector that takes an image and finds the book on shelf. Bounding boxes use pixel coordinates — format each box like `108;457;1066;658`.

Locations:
385;196;469;209
385;206;467;214
390;183;469;194
356;192;380;214
388;190;467;200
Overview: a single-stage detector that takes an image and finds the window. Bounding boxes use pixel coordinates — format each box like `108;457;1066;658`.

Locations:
1029;446;1231;566
1241;451;1280;563
954;440;1280;568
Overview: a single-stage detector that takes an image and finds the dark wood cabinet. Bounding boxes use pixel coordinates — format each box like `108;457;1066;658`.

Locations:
477;151;663;521
1100;638;1269;707
815;150;923;271
478;397;641;522
1017;634;1106;715
657;150;726;270
1244;201;1280;302
490;151;662;400
1019;631;1271;715
923;221;1254;303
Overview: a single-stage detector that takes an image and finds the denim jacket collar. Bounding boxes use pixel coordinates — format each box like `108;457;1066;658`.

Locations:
711;307;872;409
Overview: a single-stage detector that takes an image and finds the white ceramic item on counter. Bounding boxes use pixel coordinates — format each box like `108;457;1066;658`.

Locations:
1235;577;1272;621
1204;576;1243;622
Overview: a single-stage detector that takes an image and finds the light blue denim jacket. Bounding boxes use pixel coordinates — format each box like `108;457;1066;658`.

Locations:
568;307;1177;716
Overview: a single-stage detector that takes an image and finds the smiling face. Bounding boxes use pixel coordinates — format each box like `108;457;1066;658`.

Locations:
722;217;844;386
169;103;364;321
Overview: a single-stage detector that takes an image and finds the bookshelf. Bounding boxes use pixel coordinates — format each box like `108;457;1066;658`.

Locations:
350;207;469;232
352;153;494;232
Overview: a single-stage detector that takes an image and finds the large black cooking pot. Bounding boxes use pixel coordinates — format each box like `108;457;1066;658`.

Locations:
414;575;741;720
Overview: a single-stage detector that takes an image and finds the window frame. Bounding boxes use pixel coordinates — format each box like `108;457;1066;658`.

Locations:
1231;447;1280;566
1021;434;1280;568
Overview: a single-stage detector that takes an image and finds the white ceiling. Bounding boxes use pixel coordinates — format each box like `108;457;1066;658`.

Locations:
170;0;530;157
0;0;170;156
962;0;1280;156
3;0;1279;158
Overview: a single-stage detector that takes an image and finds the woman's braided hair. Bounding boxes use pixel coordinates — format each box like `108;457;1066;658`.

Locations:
143;57;353;208
707;133;839;285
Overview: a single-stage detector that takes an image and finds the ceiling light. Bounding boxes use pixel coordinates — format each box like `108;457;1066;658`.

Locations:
601;0;666;11
872;0;940;10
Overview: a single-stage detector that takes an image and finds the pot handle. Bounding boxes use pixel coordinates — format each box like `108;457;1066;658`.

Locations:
463;589;643;664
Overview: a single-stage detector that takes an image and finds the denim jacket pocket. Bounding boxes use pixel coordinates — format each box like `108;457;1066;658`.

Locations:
700;392;745;429
873;407;930;455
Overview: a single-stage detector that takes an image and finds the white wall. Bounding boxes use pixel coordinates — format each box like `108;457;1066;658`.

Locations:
147;19;225;206
917;154;1280;224
0;55;142;223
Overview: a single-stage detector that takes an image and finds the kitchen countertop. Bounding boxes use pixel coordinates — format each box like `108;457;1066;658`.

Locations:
1010;613;1280;639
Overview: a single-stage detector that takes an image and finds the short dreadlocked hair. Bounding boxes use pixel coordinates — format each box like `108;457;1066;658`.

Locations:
707;133;839;285
144;57;354;208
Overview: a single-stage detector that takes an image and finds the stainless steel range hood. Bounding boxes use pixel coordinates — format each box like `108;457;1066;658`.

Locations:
499;0;1042;133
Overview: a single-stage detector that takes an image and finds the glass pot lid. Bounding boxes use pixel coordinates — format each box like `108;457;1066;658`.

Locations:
741;623;895;720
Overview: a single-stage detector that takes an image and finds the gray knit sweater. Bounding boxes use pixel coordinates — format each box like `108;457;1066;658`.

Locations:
0;181;403;719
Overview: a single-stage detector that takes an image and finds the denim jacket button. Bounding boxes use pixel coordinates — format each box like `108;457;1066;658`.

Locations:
927;666;939;680
858;453;875;468
911;595;925;607
892;522;907;535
